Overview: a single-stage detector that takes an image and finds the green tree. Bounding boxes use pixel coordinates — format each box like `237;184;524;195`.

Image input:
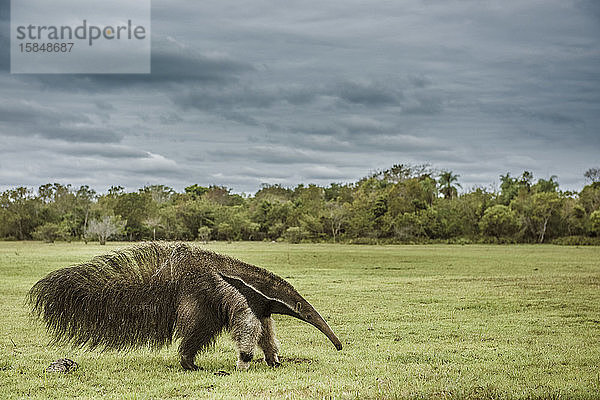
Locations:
240;221;260;241
113;192;152;240
75;185;96;239
144;216;163;240
590;210;600;236
479;205;519;238
3;162;599;244
255;184;293;202
435;188;493;238
438;170;461;199
392;208;444;240
511;191;563;243
346;177;388;238
85;215;126;245
203;186;243;206
392;212;424;240
534;176;559;193
0;187;41;239
374;163;433;183
251;199;293;240
141;185;174;205
324;183;353;203
185;184;209;199
32;222;70;243
216;222;234;241
499;171;534;205
197;226;212;243
579;183;600;214
561;198;587;236
322;201;350;242
584;168;600;183
499;173;518;205
157;203;188;239
284;226;305;243
387;177;436;217
174;199;216;240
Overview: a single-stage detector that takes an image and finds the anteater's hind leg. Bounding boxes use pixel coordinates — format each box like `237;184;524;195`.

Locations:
230;308;261;371
258;317;280;367
178;326;219;371
176;298;221;371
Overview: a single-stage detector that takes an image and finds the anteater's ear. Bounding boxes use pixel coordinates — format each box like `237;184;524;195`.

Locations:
218;273;293;316
295;302;302;313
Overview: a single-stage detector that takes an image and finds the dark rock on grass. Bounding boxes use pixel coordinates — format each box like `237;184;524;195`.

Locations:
46;358;78;373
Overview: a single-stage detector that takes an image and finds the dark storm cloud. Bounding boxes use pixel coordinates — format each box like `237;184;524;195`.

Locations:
0;102;122;143
169;75;445;142
206;145;326;165
339;116;387;135
217;111;262;127
172;77;434;113
49;143;152;159
1;0;598;192
0;0;8;71
575;0;600;20
150;44;255;83
174;84;280;111
17;40;254;92
480;104;581;125
332;80;402;106
32;126;121;143
158;112;184;125
400;93;444;115
94;101;115;111
229;166;294;180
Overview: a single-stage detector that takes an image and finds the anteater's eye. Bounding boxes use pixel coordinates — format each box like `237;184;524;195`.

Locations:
305;314;312;320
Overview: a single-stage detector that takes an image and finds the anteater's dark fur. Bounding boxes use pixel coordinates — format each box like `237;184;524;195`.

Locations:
29;242;342;370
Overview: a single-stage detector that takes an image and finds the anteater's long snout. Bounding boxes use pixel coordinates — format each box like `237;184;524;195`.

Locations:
309;312;343;351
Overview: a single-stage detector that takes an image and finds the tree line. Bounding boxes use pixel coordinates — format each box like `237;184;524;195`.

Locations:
1;164;599;245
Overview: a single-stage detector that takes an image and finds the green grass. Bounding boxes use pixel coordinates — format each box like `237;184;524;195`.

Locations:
1;242;599;399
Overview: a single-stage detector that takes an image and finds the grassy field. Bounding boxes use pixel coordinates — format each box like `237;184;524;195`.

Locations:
0;241;599;399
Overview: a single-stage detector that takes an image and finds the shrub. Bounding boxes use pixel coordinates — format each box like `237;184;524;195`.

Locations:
552;236;600;246
216;223;234;241
32;223;69;243
479;205;519;238
283;226;305;243
197;226;211;243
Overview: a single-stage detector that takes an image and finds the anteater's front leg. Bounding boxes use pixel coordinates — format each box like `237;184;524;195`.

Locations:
230;308;261;370
259;317;280;367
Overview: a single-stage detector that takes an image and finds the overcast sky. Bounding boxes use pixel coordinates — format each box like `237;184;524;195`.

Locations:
1;0;599;194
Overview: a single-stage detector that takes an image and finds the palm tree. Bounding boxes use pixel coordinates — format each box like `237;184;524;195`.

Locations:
438;170;461;199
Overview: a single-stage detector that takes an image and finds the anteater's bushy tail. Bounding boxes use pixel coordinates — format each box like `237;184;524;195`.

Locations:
28;243;184;350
